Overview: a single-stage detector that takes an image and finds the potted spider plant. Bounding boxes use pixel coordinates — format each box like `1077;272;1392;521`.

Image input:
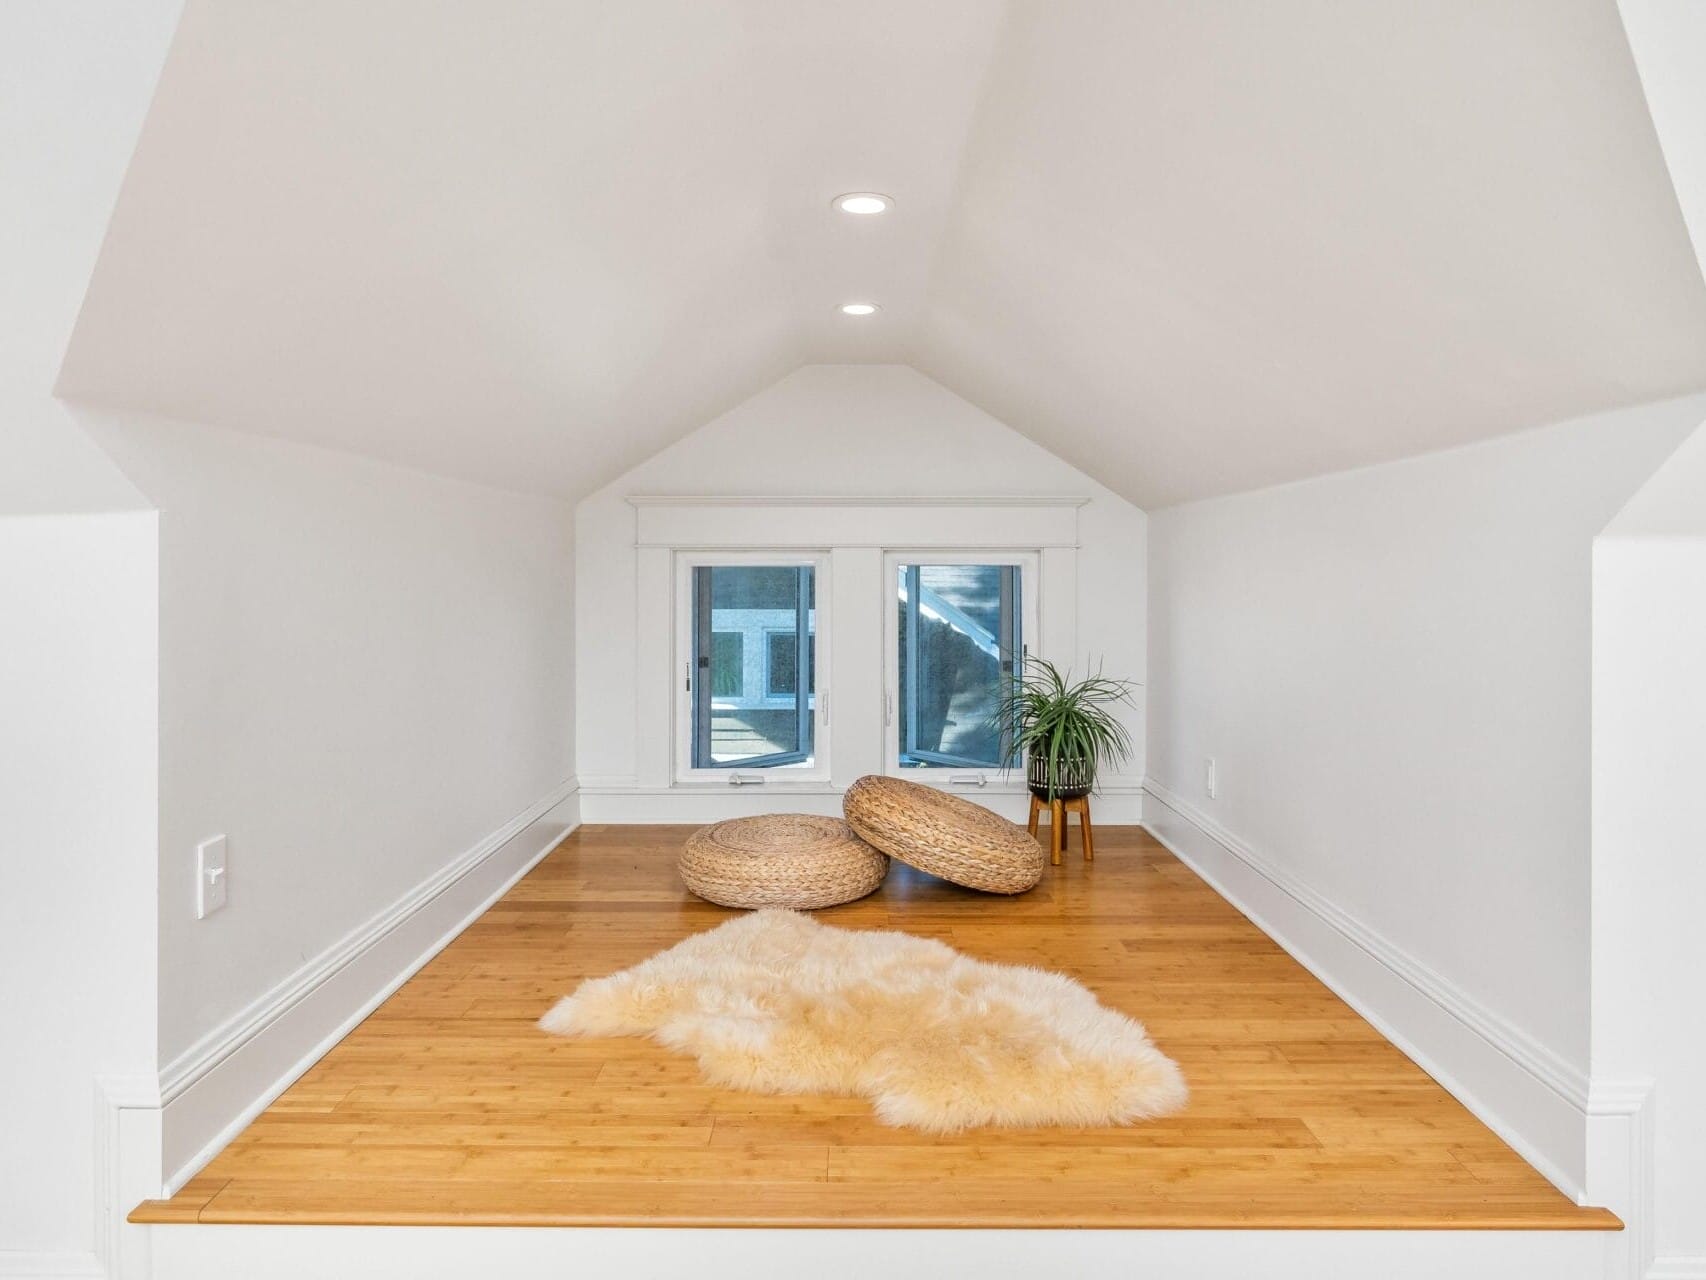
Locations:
992;656;1137;801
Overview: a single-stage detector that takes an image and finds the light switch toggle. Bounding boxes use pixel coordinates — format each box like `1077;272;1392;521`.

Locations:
197;834;228;919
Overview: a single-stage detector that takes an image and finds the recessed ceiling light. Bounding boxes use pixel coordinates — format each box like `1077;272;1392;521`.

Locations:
839;302;880;316
833;192;893;215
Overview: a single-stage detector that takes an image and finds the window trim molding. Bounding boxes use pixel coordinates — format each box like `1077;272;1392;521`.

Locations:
629;493;1090;508
631;497;1082;551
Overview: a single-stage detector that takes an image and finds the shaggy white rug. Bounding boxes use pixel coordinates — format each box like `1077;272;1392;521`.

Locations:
539;909;1187;1132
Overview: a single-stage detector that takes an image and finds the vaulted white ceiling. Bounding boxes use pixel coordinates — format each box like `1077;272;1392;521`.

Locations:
58;0;1706;508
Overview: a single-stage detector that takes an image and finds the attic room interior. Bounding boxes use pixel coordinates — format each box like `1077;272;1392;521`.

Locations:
6;2;1706;1278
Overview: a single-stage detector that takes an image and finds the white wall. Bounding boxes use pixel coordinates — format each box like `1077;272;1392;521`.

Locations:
0;0;179;516
4;2;580;1248
83;410;577;1179
1145;393;1706;1192
0;514;159;1265
1619;0;1706;276
1592;419;1706;1267
575;364;1147;822
0;2;178;1272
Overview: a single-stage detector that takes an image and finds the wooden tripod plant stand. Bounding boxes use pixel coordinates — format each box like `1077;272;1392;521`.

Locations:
1028;793;1094;866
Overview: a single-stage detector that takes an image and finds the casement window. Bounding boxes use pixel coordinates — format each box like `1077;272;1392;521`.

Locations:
677;554;827;780
884;553;1038;783
636;495;1078;800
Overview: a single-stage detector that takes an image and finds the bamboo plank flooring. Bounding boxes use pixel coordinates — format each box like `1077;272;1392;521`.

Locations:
133;824;1618;1231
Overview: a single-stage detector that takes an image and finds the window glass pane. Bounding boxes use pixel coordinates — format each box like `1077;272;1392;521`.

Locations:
897;563;1020;770
710;632;743;696
765;632;816;697
692;565;815;769
767;631;796;695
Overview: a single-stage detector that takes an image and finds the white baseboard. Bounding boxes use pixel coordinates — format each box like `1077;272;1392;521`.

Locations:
156;781;580;1193
1586;1080;1653;1280
579;783;847;824
578;780;1144;826
1580;1079;1706;1280
93;1075;162;1280
0;1254;102;1278
1141;780;1590;1202
148;1224;1605;1280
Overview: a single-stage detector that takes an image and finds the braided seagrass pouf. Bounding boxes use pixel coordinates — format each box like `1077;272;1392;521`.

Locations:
679;814;888;910
843;774;1044;894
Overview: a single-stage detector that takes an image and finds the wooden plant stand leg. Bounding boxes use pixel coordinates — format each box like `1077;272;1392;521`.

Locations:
1068;795;1094;862
1027;794;1042;838
1050;798;1065;866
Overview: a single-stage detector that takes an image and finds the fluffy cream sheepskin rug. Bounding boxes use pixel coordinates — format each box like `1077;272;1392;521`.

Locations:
539;909;1187;1132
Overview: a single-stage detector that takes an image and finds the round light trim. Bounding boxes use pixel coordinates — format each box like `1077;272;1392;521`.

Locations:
839;302;880;316
833;192;893;215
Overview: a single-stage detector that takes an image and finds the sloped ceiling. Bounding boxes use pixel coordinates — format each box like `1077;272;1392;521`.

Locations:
58;0;1706;508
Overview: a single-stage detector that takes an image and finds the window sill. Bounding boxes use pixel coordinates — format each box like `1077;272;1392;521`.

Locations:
669;777;837;791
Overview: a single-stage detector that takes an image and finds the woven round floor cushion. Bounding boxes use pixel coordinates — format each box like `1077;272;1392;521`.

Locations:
680;814;888;910
843;775;1043;895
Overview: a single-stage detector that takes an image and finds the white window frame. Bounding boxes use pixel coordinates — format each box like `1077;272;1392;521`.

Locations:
674;550;831;785
882;549;1041;794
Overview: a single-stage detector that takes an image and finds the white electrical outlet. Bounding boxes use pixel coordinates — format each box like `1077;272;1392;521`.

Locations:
1205;757;1218;800
196;835;228;918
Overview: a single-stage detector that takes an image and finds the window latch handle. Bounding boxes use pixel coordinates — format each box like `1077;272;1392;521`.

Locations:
950;774;989;788
728;772;765;787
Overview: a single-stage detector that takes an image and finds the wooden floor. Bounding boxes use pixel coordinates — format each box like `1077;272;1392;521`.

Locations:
134;824;1617;1231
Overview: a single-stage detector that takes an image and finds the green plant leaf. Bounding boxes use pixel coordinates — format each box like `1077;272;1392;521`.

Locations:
990;655;1136;797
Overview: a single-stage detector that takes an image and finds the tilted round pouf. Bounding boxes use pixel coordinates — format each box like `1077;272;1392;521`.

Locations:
680;814;888;910
843;775;1044;895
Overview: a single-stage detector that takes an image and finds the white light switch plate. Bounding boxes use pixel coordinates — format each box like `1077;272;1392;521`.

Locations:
197;834;228;918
